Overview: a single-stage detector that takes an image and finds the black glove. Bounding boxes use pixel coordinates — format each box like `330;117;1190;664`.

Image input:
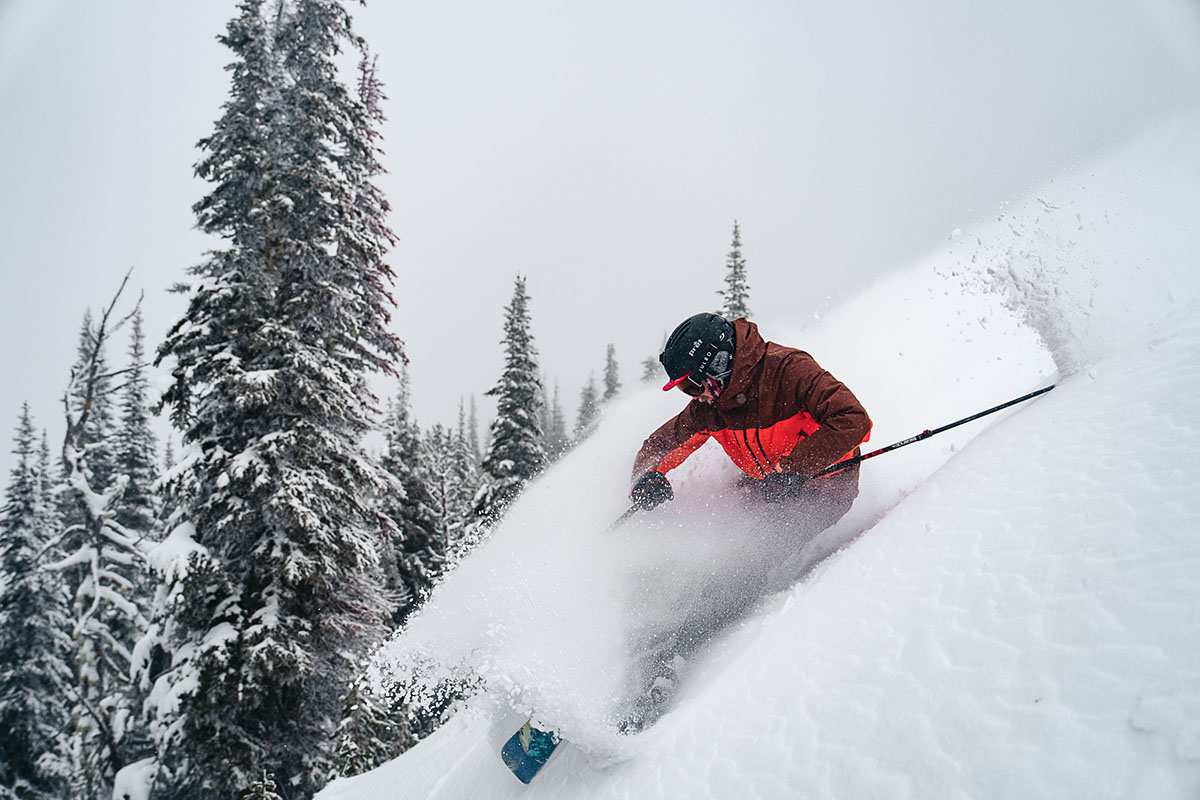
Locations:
631;470;673;510
759;472;807;503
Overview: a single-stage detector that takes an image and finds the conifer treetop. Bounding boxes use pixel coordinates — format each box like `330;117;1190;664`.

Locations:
477;275;544;518
717;219;752;320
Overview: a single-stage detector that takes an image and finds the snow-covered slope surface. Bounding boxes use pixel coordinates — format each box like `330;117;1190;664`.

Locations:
319;113;1200;799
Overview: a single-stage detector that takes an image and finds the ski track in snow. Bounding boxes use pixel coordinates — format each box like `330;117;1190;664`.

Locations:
319;112;1200;799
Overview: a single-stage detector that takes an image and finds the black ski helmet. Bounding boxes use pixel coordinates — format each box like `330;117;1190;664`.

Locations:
659;313;736;388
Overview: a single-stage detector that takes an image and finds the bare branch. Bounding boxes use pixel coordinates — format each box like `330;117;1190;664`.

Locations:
61;269;140;472
33;523;85;564
60;680;116;752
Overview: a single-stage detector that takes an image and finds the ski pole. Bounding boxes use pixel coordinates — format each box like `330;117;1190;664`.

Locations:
811;383;1056;479
611;504;640;529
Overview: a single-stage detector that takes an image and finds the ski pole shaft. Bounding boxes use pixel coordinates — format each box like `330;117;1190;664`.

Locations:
611;504;640;529
812;384;1055;478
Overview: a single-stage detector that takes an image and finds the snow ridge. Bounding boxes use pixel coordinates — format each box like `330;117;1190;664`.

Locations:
320;112;1200;800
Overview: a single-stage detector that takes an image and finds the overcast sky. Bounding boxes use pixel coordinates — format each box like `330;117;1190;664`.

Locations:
1;0;1198;478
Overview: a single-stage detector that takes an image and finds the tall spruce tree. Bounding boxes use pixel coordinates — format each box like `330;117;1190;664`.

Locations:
641;356;660;384
380;375;442;627
423;418;479;567
602;344;621;403
642;330;669;384
422;424;453;560
148;2;403;796
453;400;483;560
107;309;163;779
541;382;570;462
473;276;544;526
457;398;482;472
466;395;482;464
330;671;408;781
0;406;73;800
538;379;552;455
575;374;600;441
717;220;752;320
112;311;160;540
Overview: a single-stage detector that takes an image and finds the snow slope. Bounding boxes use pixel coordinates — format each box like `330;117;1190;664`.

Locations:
319;113;1200;799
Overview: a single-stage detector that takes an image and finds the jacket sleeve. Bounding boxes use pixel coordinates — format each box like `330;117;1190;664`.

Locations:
631;403;712;481
776;355;871;478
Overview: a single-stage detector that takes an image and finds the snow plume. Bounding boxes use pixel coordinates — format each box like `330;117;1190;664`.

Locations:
332;115;1200;799
940;111;1200;377
371;395;882;754
367;235;1063;761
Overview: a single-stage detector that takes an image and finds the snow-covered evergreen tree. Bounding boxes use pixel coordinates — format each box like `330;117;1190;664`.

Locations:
717;220;752;320
106;308;163;778
112;310;160;540
456;399;481;473
453;400;483;559
380;376;443;627
575;374;600;441
602;344;621;403
466;395;482;464
473;276;544;526
148;2;403;796
541;381;570;462
71;313;119;479
47;291;151;800
36;431;58;528
538;379;552;455
243;771;283;800
330;673;408;781
0;406;73;800
422;424;453;554
642;329;669;384
423;412;480;566
641;355;660;384
58;312;118;524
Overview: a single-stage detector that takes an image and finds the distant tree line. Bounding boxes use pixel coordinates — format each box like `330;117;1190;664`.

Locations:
0;2;754;798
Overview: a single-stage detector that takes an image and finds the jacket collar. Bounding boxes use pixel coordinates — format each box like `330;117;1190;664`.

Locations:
714;318;767;410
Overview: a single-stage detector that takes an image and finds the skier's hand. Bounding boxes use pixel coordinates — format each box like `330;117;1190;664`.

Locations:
631;470;673;510
759;472;807;503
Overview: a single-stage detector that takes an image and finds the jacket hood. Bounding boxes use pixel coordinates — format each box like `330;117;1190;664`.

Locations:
715;318;768;410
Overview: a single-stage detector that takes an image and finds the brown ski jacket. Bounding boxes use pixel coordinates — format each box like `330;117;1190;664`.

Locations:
632;319;872;485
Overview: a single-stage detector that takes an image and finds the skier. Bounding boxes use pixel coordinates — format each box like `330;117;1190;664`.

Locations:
616;313;872;732
631;312;872;535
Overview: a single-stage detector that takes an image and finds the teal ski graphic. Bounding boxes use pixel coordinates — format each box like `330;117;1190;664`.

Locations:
500;720;560;783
